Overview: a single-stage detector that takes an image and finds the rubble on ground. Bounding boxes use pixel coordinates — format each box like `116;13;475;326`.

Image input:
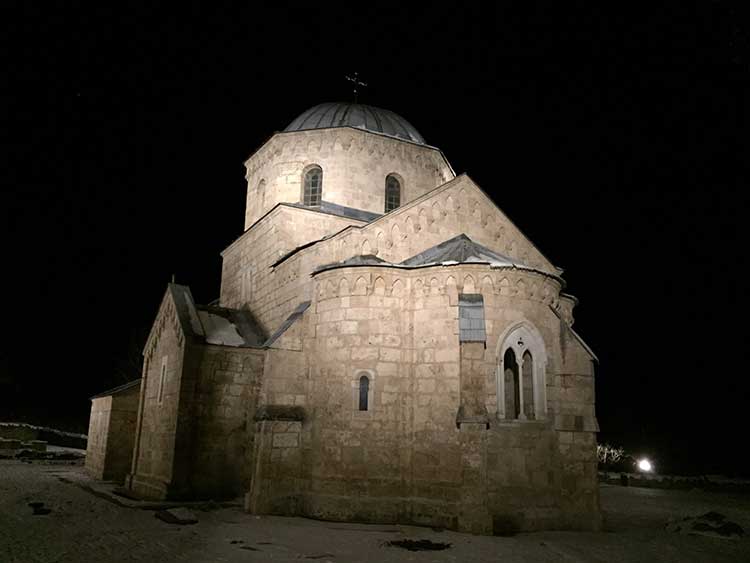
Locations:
666;511;745;540
154;507;199;525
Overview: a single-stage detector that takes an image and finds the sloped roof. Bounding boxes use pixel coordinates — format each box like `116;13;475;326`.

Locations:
312;235;561;281
313;254;389;273
263;301;310;347
90;378;141;400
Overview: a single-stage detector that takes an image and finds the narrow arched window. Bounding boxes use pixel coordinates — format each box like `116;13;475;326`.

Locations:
522;350;535;420
303;166;322;206
358;375;370;411
385;175;401;212
503;348;519;419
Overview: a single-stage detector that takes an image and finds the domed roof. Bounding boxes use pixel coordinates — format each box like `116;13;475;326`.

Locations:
284;102;425;144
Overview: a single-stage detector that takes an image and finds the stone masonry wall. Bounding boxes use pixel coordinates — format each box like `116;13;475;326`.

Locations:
261;348;306;408
243;128;454;228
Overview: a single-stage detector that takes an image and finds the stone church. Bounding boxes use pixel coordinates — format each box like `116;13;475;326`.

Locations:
87;102;601;534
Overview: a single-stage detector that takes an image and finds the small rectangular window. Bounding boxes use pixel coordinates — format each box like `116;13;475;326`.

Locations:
158;356;168;404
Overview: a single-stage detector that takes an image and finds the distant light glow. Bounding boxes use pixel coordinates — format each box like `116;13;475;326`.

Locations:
637;458;653;472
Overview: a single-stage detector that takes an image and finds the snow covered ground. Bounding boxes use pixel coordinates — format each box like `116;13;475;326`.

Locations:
1;459;748;562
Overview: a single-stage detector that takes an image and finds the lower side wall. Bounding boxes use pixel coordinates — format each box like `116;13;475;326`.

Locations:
86;388;139;482
86;397;111;480
248;418;601;534
103;391;139;482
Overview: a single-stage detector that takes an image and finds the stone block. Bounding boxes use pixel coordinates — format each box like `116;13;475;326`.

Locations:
380;392;399;405
435;347;458;363
351;347;379;361
417;379;436;393
272;432;299;448
379;348;401;362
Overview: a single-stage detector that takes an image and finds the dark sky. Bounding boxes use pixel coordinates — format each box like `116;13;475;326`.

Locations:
3;4;747;475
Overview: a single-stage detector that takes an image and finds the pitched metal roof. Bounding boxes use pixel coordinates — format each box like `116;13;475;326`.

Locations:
312;234;547;276
400;234;526;268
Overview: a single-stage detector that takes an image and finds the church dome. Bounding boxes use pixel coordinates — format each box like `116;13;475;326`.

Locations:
284;102;425;144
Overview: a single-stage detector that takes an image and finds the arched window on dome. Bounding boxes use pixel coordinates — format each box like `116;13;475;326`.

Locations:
303;166;322;206
385;175;401;212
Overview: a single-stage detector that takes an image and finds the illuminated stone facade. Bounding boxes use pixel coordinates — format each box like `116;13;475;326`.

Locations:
106;102;601;534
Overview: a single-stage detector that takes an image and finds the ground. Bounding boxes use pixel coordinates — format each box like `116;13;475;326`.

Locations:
1;459;748;562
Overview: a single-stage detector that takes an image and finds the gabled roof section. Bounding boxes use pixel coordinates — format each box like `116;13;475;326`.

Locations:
401;234;527;268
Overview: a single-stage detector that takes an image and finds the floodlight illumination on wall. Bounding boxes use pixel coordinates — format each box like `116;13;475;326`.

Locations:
637;458;653;472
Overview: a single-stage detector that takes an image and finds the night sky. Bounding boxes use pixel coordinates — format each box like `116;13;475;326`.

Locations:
3;4;747;475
